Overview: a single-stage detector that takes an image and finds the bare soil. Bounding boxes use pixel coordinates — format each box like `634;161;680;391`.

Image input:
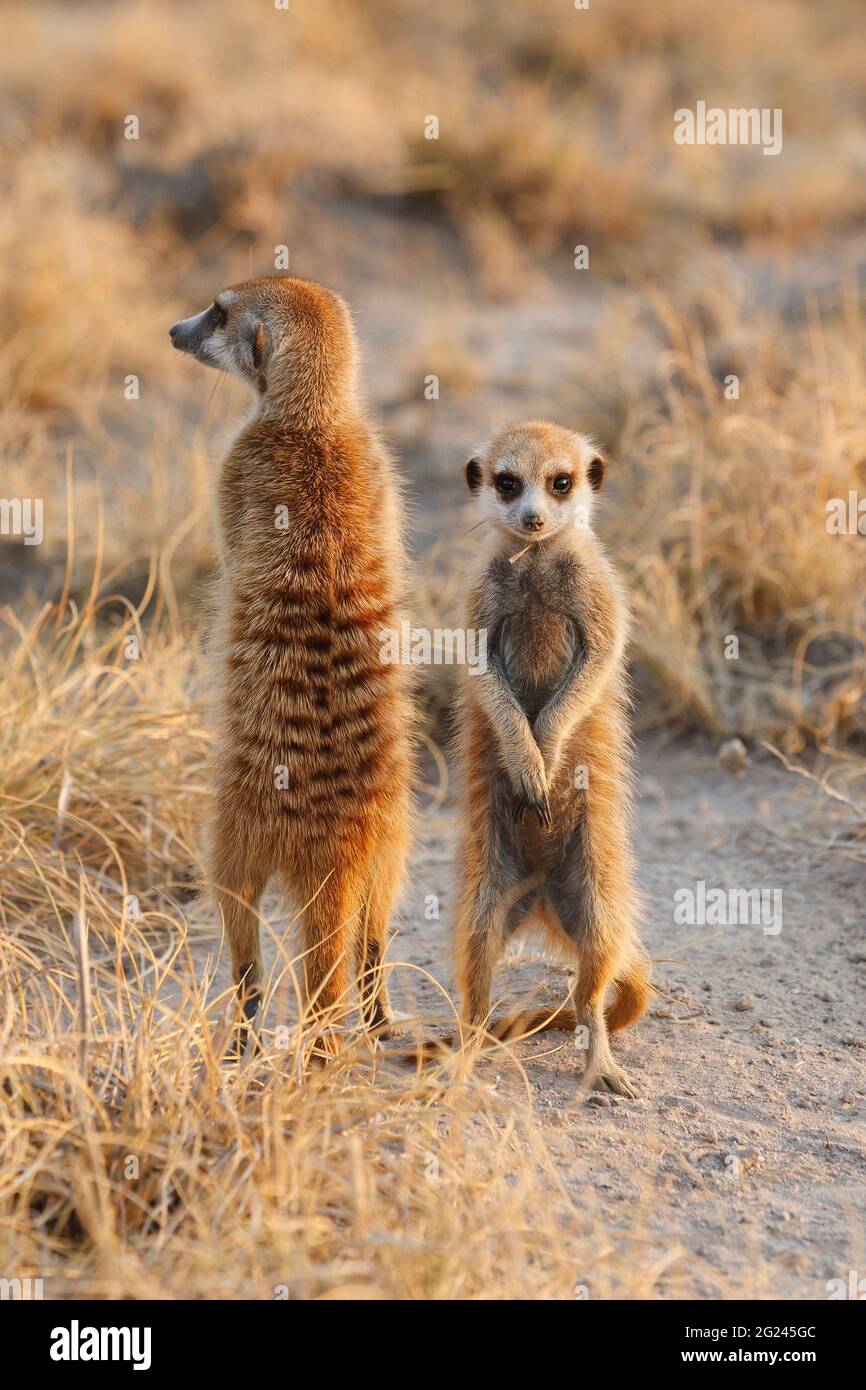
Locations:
192;738;866;1299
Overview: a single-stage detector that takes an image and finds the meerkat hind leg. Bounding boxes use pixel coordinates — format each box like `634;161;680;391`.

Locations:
572;966;637;1098
294;865;366;1051
212;854;268;1057
457;853;545;1041
547;868;638;1098
357;853;404;1037
455;851;520;1033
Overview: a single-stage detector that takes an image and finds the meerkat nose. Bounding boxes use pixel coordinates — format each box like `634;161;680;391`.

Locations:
522;513;545;532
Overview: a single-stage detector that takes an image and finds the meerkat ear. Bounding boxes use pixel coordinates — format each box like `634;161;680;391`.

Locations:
251;321;267;371
465;447;486;493
587;453;606;491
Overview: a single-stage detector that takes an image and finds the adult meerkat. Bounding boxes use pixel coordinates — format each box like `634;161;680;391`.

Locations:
169;277;411;1050
455;420;649;1096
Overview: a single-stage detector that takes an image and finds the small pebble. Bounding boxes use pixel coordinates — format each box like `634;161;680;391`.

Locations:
718;738;748;775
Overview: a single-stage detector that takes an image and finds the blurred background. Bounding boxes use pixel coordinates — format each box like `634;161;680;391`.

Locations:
2;0;866;744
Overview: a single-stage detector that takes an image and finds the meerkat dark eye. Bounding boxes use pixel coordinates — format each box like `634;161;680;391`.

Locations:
551;474;572;496
211;301;227;329
495;474;522;499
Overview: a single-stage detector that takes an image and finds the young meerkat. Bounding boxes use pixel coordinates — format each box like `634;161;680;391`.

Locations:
455;420;649;1096
169;276;412;1050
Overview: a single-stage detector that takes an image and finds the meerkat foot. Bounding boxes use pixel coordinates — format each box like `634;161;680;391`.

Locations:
591;1064;637;1099
369;1013;408;1042
306;1028;346;1065
360;997;406;1039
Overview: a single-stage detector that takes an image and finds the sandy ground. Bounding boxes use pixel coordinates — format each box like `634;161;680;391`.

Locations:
404;741;866;1299
197;737;866;1300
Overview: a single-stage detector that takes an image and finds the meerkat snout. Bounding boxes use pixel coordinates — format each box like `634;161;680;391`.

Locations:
169;288;269;389
169;300;230;358
466;421;605;543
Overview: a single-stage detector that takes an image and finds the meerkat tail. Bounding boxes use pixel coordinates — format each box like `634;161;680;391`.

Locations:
482;959;652;1043
487;1003;578;1041
604;957;652;1033
397;974;650;1067
393;1005;576;1064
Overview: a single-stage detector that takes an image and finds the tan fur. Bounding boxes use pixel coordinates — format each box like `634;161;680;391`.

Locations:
171;277;412;1049
453;421;649;1095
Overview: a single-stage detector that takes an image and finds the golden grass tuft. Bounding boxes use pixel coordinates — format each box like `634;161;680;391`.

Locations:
610;276;866;743
0;575;700;1300
0;959;680;1300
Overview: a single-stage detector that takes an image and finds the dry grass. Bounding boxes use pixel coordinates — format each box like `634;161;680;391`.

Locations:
606;270;866;743
2;937;673;1299
9;0;865;270
0;582;706;1300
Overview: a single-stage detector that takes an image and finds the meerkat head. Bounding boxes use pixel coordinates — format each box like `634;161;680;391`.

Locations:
465;420;605;545
169;276;358;421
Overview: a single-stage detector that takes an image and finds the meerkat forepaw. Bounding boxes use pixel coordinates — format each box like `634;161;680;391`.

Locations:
513;788;552;827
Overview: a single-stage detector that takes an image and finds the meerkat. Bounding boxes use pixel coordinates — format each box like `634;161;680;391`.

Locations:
169;276;412;1052
454;420;649;1096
